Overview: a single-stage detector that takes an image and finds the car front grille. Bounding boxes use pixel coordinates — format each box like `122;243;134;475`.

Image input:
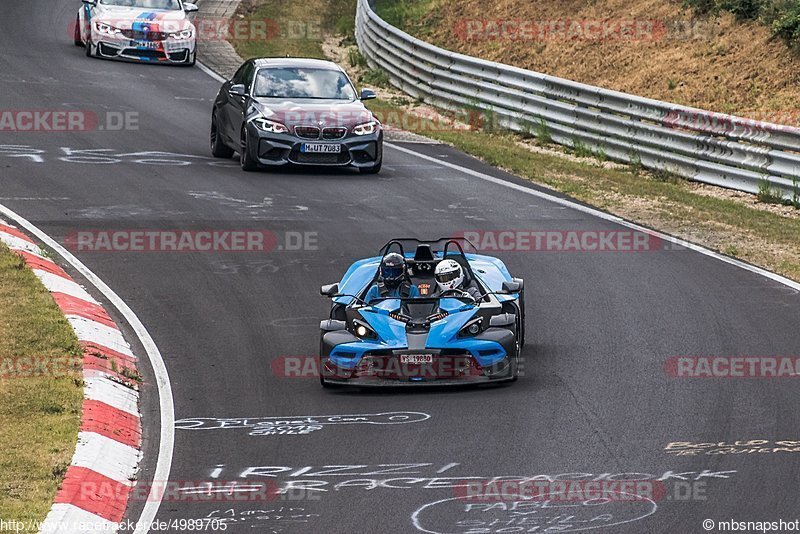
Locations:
353;353;483;380
294;152;343;164
295;126;321;139
122;48;166;59
322;127;347;140
121;29;167;41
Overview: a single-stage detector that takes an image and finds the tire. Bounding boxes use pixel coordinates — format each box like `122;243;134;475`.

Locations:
185;49;196;67
210;113;234;159
510;318;522;382
518;291;526;347
85;39;94;57
74;16;83;47
359;159;381;174
239;127;260;172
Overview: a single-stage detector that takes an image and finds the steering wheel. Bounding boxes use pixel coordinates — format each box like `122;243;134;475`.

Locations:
440;289;476;303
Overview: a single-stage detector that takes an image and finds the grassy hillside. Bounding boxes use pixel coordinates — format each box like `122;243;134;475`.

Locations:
376;0;800;122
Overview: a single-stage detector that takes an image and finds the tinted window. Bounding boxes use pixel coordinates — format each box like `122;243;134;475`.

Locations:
252;68;357;100
231;62;253;87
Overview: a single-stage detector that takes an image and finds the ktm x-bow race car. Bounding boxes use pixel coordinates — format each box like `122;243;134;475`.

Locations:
319;238;525;387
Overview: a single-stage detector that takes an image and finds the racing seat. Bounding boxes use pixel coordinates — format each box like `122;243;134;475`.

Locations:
409;244;437;296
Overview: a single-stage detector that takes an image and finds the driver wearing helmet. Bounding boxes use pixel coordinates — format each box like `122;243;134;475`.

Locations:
365;252;420;303
433;259;482;300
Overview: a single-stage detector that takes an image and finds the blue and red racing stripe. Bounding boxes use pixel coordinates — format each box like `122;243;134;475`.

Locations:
131;12;164;61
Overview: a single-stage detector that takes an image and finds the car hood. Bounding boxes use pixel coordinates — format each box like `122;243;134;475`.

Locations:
250;99;375;128
94;6;191;31
361;305;478;349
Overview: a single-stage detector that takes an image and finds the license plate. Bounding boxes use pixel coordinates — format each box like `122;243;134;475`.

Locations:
133;40;160;49
401;354;433;364
301;143;341;153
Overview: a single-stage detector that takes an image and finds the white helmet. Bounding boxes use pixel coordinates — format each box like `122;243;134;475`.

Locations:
435;259;464;292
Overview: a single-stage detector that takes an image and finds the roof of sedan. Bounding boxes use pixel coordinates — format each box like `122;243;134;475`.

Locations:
251;58;343;70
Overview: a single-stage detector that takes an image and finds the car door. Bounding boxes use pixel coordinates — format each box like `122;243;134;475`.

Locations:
222;61;254;143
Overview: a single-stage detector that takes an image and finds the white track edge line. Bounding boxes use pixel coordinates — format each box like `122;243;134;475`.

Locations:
386;142;800;292
0;203;174;534
196;61;225;83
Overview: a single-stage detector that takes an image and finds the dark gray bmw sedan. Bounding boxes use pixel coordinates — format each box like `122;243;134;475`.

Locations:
211;57;383;173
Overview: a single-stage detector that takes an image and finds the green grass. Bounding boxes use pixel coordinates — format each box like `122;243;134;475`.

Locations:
758;176;786;204
683;0;800;49
534;117;552;144
233;0;357;59
373;0;442;30
360;68;390;88
0;243;82;520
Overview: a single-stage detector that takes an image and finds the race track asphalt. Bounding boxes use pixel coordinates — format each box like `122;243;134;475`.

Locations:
2;2;800;532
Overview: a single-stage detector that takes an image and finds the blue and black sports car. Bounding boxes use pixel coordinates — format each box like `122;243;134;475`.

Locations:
319;238;525;387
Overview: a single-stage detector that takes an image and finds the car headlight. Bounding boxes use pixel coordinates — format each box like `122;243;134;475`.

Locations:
352;318;377;340
458;317;483;338
169;28;194;40
252;117;289;134
95;22;122;35
352;121;377;136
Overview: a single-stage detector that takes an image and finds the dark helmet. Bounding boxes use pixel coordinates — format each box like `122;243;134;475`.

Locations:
380;252;406;288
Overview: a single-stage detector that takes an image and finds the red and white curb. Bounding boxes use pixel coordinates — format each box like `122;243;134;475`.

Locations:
0;222;142;533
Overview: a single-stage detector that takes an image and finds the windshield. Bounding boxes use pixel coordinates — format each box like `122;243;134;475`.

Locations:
99;0;182;9
253;68;357;100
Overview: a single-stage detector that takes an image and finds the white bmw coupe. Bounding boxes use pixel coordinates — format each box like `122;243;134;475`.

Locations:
75;0;198;66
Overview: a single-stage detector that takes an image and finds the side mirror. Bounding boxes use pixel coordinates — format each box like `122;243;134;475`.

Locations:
501;279;523;294
489;313;516;328
229;84;247;97
320;319;346;332
360;88;377;101
82;0;96;4
183;2;199;12
320;283;339;297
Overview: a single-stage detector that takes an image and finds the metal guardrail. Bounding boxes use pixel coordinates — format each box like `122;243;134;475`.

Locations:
356;0;800;198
